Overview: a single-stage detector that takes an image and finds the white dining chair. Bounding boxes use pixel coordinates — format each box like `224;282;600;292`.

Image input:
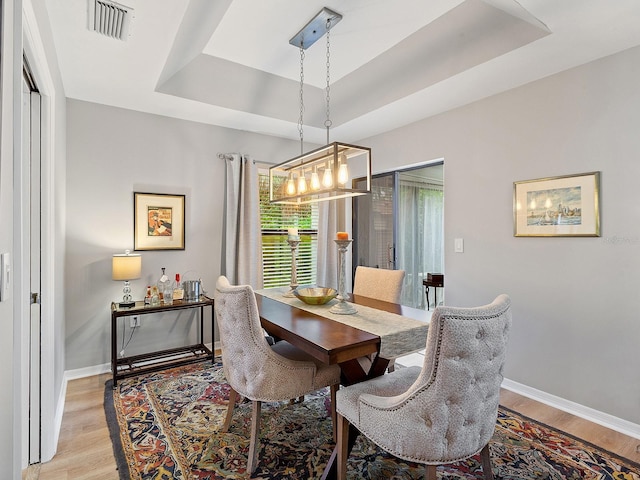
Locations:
335;294;512;480
214;276;341;475
353;265;406;371
353;266;405;303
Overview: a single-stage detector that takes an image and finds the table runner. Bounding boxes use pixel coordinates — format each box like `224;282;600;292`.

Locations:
255;288;429;359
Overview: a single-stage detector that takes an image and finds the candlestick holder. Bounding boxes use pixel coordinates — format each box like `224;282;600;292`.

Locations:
283;237;300;297
330;239;357;315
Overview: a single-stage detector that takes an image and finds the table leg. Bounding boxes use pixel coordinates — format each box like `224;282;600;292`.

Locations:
111;313;117;387
338;359;367;386
425;285;430;310
369;355;391;378
199;305;204;346
209;304;215;363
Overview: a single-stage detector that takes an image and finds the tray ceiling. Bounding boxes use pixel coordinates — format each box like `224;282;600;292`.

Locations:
44;0;640;143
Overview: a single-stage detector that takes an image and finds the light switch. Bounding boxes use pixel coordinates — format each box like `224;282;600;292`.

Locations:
454;238;464;253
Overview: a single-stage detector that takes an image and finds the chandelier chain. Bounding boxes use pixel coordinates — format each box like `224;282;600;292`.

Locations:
325;18;332;144
298;43;305;155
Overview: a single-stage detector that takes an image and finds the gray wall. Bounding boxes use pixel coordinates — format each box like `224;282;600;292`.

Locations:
361;45;640;424
65;100;301;370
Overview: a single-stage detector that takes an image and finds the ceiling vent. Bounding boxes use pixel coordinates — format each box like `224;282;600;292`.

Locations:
88;0;134;41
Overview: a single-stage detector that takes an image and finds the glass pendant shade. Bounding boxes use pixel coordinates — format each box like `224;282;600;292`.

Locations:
286;175;296;196
311;169;321;190
269;142;371;205
297;174;308;193
337;162;349;185
322;167;333;188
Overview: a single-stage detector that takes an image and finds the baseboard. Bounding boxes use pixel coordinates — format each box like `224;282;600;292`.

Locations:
502;378;640;440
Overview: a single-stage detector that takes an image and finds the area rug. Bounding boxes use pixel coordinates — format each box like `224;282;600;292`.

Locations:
104;360;640;479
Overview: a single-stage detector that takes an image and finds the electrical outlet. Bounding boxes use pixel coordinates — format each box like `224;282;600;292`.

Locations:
130;316;140;328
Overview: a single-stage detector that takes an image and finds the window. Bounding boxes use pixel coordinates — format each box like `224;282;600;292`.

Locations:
259;174;318;288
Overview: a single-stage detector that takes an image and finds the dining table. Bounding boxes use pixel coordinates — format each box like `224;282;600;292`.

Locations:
254;287;431;479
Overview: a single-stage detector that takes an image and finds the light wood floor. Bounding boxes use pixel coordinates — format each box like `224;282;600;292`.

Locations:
25;373;640;479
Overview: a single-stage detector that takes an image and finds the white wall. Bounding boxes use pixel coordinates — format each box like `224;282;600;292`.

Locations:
65;99;301;370
361;45;640;424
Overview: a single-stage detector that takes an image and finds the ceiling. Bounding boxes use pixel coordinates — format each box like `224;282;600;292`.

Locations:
44;0;640;144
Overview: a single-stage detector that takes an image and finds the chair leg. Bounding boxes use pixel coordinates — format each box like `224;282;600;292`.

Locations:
330;384;338;443
336;413;350;480
221;387;238;433
479;444;494;480
426;465;437;480
247;400;262;475
387;359;396;373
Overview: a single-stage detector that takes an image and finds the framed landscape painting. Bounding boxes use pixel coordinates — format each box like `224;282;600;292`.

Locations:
513;172;600;237
134;192;185;250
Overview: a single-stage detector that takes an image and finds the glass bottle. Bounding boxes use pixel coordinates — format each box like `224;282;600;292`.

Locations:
150;285;160;305
158;267;170;304
173;273;184;300
144;286;151;305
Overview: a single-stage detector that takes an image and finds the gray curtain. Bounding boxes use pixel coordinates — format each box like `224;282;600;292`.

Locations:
316;201;339;289
398;181;444;308
221;154;263;288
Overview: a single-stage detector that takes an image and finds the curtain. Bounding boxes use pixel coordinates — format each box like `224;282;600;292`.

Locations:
221;154;263;288
316;201;339;289
398;181;443;308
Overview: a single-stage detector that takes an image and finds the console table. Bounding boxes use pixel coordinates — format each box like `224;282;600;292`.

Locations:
110;297;214;387
423;274;444;310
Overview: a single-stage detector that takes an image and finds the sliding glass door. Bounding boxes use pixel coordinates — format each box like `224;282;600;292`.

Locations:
352;172;397;271
353;163;444;308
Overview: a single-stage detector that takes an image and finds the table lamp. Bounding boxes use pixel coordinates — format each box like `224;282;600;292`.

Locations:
112;250;142;308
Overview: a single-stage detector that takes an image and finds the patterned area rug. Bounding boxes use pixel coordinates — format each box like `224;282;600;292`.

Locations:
104;360;640;479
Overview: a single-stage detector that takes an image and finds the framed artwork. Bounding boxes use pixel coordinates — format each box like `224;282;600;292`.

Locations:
134;192;185;250
513;172;600;237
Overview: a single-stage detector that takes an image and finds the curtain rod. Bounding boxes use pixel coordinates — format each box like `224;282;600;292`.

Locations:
217;153;276;166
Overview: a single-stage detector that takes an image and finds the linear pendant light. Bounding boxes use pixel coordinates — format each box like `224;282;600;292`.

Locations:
269;7;372;205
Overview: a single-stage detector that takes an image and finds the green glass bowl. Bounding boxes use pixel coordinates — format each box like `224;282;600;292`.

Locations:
293;287;337;305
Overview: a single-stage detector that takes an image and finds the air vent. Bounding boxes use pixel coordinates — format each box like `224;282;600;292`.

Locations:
88;0;134;41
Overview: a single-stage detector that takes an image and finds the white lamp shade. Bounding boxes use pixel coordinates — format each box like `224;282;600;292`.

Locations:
112;253;142;281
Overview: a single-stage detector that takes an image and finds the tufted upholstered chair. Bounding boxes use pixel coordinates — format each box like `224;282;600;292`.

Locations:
353;266;406;372
335;294;511;480
353;266;406;304
214;276;341;475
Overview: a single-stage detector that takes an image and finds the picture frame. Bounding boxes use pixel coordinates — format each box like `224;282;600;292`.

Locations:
513;172;600;237
134;192;185;250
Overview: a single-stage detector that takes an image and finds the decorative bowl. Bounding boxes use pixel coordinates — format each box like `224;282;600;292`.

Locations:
293;287;337;305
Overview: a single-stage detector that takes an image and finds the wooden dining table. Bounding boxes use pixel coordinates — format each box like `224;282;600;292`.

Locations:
254;289;430;479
